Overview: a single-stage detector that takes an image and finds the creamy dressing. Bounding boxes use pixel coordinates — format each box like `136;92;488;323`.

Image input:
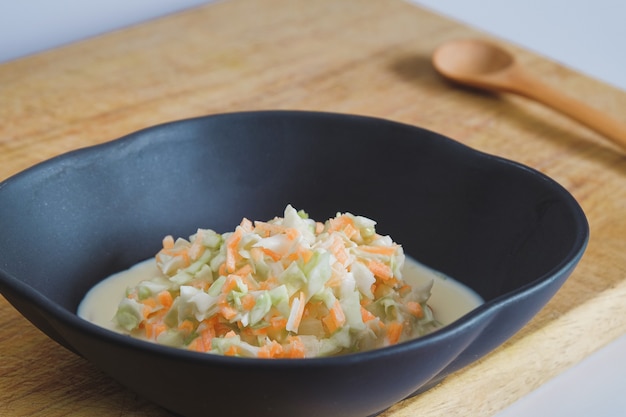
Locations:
78;256;483;334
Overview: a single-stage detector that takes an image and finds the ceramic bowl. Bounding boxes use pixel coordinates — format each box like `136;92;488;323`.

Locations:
0;111;588;417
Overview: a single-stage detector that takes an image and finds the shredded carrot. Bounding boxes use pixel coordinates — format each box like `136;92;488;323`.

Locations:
367;259;393;281
201;332;214;351
233;263;253;278
141;297;158;309
194;320;216;352
157;290;173;309
328;214;354;233
386;321;403;345
187;337;203;352
241;273;260;291
240;217;253;233
245;325;268;337
187;230;205;261
178;320;195;335
258;276;278;291
300;247;314;263
188;241;205;261
250;247;264;262
406;301;424;318
241;293;256;311
258;340;283;359
225;228;243;273
254;221;284;237
325;266;344;288
342;223;358;240
329;235;348;264
218;262;228;277
220;305;238;321
222;275;240;294
270;316;288;330
162;235;175;250
261;247;282;262
322;299;346;334
302;300;321;319
360;306;376;322
287;245;313;263
285;227;300;241
398;284;412;297
359;245;397;256
213;320;233;338
190;279;211;291
145;321;167;340
224;345;239;356
285;336;306;358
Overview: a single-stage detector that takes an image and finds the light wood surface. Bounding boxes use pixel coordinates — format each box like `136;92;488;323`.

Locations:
1;0;625;416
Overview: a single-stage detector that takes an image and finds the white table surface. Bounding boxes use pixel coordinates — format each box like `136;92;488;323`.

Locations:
2;1;626;416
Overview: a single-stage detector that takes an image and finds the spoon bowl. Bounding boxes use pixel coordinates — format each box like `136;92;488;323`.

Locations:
433;38;515;82
433;39;626;151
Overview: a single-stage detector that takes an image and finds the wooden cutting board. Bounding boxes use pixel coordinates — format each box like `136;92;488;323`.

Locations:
1;0;625;415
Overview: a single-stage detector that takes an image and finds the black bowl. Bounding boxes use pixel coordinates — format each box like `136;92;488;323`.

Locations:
0;111;588;417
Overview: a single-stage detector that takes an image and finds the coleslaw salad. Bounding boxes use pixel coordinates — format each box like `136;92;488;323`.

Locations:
113;205;439;358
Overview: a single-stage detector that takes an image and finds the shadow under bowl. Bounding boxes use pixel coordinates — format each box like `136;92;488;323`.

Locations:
0;111;588;417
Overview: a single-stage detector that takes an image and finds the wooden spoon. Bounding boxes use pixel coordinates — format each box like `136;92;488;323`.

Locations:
432;38;626;151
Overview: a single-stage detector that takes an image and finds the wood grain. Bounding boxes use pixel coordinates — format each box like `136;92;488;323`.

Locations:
1;0;625;415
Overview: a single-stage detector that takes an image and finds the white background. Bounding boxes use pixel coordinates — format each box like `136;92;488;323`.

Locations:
2;1;626;416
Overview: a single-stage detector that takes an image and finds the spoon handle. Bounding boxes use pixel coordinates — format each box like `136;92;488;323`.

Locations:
509;69;626;151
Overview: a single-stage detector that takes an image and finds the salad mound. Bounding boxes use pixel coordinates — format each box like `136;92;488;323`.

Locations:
114;205;439;358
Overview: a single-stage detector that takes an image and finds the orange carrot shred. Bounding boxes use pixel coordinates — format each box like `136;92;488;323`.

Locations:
406;301;424;318
342;223;358;240
360;306;376;322
157;290;173;308
367;259;393;281
220;305;238;321
218;262;228;277
285;336;306;358
225;228;243;273
359;245;397;256
386;321;403;345
162;235;175;249
270;316;288;330
240;217;253;232
322;299;346;334
261;247;282;262
233;263;253;277
329;235;348;264
178;320;195;335
258;340;283;359
285;227;300;241
224;345;239;356
145;322;167;340
222;275;240;294
241;294;256;311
